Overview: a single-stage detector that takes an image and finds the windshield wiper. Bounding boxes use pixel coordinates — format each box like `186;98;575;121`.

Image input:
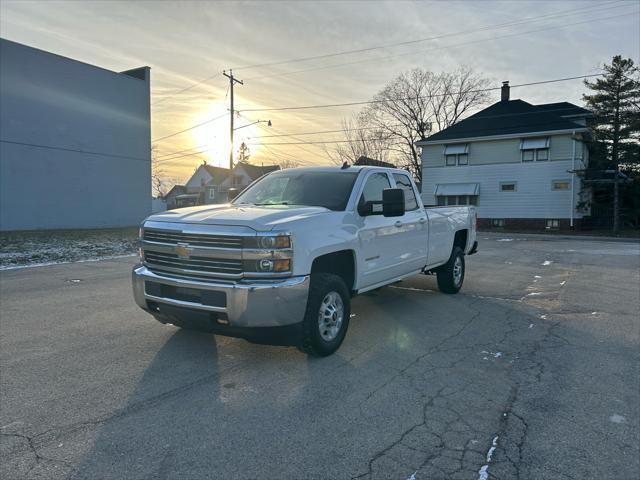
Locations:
254;202;291;206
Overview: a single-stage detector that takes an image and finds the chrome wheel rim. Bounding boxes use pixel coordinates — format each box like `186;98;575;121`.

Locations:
318;291;344;342
453;256;463;286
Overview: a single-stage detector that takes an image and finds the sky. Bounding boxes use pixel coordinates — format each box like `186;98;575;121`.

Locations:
1;0;638;184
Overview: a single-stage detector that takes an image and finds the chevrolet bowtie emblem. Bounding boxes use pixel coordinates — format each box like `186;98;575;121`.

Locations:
175;242;192;259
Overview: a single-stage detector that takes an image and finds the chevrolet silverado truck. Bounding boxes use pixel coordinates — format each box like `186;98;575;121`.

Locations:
132;166;477;356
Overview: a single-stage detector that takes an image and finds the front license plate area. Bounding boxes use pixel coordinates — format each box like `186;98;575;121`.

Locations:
145;282;226;307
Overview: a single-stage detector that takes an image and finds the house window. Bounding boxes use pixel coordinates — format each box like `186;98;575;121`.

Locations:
492;219;505;227
546;219;560;229
208;188;215;200
436;195;478;206
552;180;571;191
521;137;550;162
444;144;469;166
500;182;517;192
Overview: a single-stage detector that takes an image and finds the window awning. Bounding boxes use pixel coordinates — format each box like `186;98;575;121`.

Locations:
444;144;469;155
520;137;550;150
435;183;479;196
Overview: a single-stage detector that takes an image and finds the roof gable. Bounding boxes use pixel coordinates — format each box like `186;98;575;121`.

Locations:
235;162;280;180
420;99;589;144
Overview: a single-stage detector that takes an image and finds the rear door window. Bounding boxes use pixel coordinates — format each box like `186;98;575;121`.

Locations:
392;173;419;211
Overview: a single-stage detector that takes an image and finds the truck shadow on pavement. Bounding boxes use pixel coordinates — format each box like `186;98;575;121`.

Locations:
67;279;638;480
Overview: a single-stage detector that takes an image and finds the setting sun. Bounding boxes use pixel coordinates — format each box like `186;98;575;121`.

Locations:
191;103;263;169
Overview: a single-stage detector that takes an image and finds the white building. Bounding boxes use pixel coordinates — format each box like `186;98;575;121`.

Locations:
0;39;151;231
417;82;592;230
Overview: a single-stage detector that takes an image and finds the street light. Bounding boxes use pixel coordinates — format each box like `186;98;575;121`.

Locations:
234;119;272;131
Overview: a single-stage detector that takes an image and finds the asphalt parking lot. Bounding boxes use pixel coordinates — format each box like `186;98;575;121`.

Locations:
1;233;638;480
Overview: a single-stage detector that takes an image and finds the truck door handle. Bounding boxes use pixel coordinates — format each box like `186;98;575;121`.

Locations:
394;221;403;228
419;218;427;224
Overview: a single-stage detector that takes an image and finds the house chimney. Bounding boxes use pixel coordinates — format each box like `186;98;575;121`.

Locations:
501;81;510;102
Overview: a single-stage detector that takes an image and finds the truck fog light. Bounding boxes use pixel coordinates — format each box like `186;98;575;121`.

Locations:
259;259;274;271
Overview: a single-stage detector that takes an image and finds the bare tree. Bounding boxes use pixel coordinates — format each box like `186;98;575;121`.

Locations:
325;113;395;166
151;145;178;198
364;67;491;182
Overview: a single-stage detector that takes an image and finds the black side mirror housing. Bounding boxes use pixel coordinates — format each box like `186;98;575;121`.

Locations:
382;188;405;217
227;188;240;201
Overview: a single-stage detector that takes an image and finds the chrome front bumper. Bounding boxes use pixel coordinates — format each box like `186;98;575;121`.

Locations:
132;265;309;328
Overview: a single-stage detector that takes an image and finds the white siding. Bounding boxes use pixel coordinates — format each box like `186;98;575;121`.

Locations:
185;165;213;192
421;160;585;219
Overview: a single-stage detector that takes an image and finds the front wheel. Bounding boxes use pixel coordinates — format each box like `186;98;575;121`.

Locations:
298;273;351;357
436;247;465;294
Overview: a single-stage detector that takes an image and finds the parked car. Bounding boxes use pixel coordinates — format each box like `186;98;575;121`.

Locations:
132;166;478;356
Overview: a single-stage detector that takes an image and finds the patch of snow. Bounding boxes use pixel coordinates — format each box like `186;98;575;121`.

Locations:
610;414;626;424
539;314;547;319
529;324;534;329
350;314;357;318
560;281;567;286
526;292;542;296
493;352;502;358
591;311;598;315
534;275;542;279
478;436;499;480
504;261;513;264
542;260;553;266
0;254;136;271
406;472;418;480
497;238;514;242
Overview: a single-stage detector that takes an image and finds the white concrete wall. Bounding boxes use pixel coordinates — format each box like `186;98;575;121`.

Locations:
0;39;151;230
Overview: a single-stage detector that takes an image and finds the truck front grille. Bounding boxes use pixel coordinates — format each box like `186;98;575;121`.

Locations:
143;229;243;249
144;251;243;277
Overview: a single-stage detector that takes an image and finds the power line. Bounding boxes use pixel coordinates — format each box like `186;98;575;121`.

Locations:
1;139;150;163
246;117;593;147
238;74;603;113
244;106;592;140
151;72;222;106
243;9;637;82
155;148;211;165
152;112;228;143
234;1;624;72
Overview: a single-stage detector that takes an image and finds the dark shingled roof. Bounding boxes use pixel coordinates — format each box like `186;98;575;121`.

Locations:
236;162;280;180
203;165;230;185
419;99;590;144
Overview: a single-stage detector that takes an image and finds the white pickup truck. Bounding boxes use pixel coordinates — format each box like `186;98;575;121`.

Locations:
133;166;477;356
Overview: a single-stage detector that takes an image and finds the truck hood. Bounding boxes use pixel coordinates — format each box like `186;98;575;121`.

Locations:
146;204;331;231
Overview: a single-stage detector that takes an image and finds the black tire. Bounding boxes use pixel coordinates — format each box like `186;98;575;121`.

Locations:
298;273;351;357
436;246;465;294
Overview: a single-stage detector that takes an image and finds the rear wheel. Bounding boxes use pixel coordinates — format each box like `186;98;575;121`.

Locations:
298;273;351;357
436;246;465;294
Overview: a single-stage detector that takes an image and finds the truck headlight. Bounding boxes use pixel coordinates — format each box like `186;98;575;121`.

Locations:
245;235;291;249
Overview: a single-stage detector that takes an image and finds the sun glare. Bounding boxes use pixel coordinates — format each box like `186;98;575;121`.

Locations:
192;103;263;168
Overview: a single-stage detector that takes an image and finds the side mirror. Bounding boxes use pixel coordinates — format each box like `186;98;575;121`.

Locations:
227;188;240;201
382;188;405;217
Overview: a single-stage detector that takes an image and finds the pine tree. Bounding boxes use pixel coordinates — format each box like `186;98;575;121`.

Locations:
583;56;640;233
237;142;251;164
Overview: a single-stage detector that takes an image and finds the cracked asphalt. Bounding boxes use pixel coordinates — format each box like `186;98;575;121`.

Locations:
1;233;638;480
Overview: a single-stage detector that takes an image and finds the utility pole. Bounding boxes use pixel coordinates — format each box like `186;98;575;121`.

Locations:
223;69;243;186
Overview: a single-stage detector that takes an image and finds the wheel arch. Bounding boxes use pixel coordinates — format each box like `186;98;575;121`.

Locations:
310;250;356;293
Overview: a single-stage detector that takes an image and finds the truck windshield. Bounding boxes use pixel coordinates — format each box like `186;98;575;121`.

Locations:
233;171;359;211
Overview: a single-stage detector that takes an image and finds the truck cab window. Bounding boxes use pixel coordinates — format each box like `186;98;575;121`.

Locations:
359;172;391;214
392;173;418;211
